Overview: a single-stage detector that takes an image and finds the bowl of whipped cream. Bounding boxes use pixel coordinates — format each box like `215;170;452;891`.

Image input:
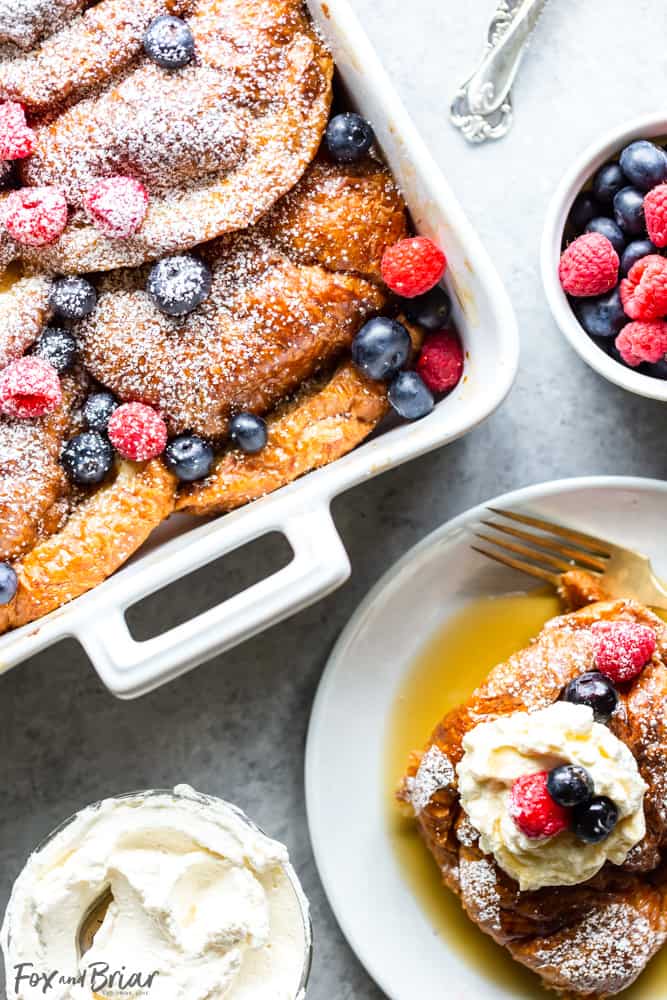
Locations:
1;784;311;1000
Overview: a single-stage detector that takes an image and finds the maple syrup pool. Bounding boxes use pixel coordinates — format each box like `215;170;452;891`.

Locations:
385;590;667;998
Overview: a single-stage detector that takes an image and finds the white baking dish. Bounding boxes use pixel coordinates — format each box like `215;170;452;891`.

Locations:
0;0;518;698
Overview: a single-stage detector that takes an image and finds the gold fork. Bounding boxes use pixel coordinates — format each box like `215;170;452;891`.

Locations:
472;507;667;610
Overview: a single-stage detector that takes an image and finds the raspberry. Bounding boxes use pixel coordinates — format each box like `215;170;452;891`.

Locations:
0;356;62;419
4;187;67;247
107;402;168;461
558;233;619;297
615;321;667;366
620;255;667;320
84;176;149;238
416;330;464;393
591;621;656;683
644;184;667;248
509;771;570;840
0;102;35;160
381;236;447;298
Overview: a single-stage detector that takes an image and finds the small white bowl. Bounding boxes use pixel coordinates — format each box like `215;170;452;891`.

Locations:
541;112;667;402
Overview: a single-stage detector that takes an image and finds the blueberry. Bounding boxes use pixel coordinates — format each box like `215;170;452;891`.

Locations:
35;327;78;373
388;370;434;420
574;288;626;339
619;140;667;192
572;796;619;844
620;239;657;276
561;670;619;723
0;562;17;605
164;433;214;481
645;357;667;379
325;112;375;164
547;764;594;808
143;15;195;69
569;192;599;232
49;277;97;321
229;413;268;454
585;217;625;256
147;254;212;316
351;317;411;381
400;286;451;332
61;430;114;485
593;163;626;205
613;187;646;237
83;392;118;433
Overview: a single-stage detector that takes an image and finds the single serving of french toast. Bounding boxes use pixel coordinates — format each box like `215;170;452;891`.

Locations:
398;576;667;998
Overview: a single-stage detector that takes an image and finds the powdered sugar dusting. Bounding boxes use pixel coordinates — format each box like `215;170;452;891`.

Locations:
533;903;660;993
456;815;480;847
458;856;501;931
406;745;455;813
0;0;87;50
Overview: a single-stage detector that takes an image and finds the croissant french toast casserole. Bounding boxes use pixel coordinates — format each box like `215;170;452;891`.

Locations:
398;574;667;998
0;0;461;631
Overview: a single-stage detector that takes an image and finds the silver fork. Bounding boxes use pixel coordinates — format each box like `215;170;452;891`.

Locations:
450;0;550;144
472;507;667;610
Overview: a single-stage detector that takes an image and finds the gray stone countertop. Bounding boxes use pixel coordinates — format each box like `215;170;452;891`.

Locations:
2;1;667;996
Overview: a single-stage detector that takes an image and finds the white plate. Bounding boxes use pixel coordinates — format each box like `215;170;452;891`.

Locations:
305;476;667;1000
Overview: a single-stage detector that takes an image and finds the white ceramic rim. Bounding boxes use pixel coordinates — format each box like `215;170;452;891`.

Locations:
0;0;519;698
305;474;667;1000
541;111;667;402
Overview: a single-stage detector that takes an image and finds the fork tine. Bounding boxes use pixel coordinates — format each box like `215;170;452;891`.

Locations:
471;545;560;587
479;520;607;572
487;507;610;557
474;532;575;574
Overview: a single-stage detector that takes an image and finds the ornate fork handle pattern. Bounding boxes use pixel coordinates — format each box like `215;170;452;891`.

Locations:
450;0;548;144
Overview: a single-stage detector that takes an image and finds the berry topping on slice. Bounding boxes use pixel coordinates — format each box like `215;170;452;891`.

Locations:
546;764;594;809
561;671;619;722
643;183;667;248
591;620;656;683
572;796;619;844
4;187;67;247
619;140;667;193
0;563;18;605
229;413;268;454
144;15;195;69
35;327;78;374
0;102;35;160
61;430;114;485
107;402;168;462
83;392;118;433
388;370;435;420
164;433;214;481
147;254;212;316
558;233;619;297
381;237;447;298
620;254;667;320
84;176;149;239
325;112;375;164
416;330;464;393
401;286;452;331
0;356;61;419
615;321;667;366
49;276;97;321
509;771;570;840
613;187;646;237
351;316;411;381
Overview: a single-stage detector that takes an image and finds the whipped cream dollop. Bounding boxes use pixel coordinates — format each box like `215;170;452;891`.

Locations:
456;703;647;892
1;785;309;1000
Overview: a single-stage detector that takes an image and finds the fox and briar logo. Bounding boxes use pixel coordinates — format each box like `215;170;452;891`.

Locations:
12;963;160;996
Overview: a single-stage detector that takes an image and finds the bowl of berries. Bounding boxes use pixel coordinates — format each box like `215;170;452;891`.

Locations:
542;114;667;400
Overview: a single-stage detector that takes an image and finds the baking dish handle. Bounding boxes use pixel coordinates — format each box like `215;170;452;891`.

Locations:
77;504;351;699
